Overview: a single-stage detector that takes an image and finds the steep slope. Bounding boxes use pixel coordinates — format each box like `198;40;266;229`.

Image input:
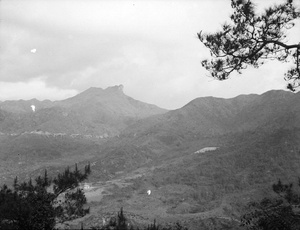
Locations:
58;85;165;118
234;90;300;131
55;85;167;135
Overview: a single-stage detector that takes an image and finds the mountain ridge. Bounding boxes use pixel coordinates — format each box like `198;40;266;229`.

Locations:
0;85;167;136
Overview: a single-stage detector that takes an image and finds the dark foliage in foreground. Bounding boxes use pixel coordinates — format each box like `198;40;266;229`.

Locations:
241;179;300;229
0;163;91;230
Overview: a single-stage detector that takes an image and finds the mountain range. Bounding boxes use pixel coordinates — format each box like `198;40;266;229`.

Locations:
0;85;166;136
1;86;300;229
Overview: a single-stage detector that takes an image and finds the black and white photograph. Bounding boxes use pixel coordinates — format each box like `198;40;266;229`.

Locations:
0;0;300;229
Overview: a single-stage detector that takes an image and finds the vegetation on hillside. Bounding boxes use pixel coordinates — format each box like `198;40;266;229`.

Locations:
241;179;300;229
90;207;188;230
0;164;192;230
0;163;91;229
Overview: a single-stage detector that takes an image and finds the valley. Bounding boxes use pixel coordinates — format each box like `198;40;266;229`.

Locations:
1;87;300;229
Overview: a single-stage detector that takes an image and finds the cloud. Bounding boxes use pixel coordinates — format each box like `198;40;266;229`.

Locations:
0;0;299;109
0;79;78;101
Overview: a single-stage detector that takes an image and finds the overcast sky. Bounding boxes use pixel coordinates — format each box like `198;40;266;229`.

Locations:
1;0;300;109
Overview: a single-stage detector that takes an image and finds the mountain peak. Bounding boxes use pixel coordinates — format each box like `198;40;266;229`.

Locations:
105;84;124;92
83;85;124;95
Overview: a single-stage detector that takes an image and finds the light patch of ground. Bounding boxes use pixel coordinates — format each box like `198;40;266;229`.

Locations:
84;178;134;203
194;147;218;154
85;187;107;202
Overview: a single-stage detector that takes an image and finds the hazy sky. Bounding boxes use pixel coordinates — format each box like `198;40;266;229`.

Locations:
1;0;300;109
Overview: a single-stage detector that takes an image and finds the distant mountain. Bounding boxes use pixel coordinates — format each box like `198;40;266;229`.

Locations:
121;90;299;140
0;85;167;136
0;98;53;114
2;88;300;229
58;85;166;118
0;85;167;185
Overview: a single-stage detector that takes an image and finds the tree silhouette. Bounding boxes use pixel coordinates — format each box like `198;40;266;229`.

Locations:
0;163;91;229
198;0;300;90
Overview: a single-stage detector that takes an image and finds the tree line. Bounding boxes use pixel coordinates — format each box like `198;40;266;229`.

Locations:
0;163;91;229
